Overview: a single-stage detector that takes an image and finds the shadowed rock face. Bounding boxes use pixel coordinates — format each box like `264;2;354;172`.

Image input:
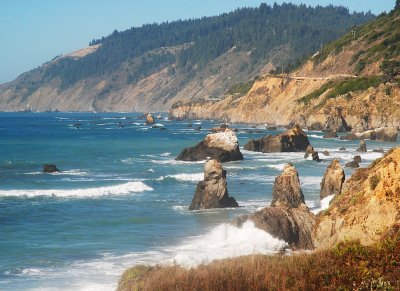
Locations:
320;159;345;200
244;125;310;153
189;159;238;210
271;164;305;208
177;128;243;162
233;164;315;250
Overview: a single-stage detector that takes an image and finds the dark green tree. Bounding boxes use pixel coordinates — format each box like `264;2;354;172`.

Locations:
396;0;400;9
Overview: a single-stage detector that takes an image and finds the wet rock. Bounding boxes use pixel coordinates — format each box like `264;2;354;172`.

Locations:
177;128;243;162
320;159;345;200
145;113;155;125
322;150;330;156
194;125;202;131
323;131;338;139
345;161;360;168
267;126;277;130
243;125;310;153
189;160;238;210
339;147;346;151
372;149;385;153
357;140;367;152
357;127;398;142
304;145;321;162
233;164;315;250
43;164;59;173
340;133;359;140
354;155;362;163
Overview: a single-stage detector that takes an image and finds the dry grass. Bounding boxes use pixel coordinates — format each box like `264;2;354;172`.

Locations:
118;225;400;291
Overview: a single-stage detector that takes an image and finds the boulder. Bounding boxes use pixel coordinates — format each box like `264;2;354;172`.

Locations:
189;160;238;210
233;164;315;250
320;159;345;200
243;138;261;152
345;161;360;168
324;115;351;132
243;125;310;153
357;127;398;142
354;155;362;163
373;149;385;153
304;145;321;162
340;133;359;140
271;164;305;208
177;128;243;162
339;147;346;151
357;140;367;152
322;150;330;156
145;113;155;125
267;126;277;130
43;164;59;173
323;131;338;139
233;206;315;250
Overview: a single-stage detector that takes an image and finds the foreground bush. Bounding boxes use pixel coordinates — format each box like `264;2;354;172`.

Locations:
118;225;400;290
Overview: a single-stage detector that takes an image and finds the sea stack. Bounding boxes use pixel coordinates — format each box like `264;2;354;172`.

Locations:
145;113;155;125
189;159;238;210
320;159;345;200
177;128;243;162
233;164;315;249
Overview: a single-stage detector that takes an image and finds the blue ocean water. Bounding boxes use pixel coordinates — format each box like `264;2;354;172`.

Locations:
0;112;394;290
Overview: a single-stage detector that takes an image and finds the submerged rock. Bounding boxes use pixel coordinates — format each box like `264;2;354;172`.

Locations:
177;128;243;162
323;131;338;139
320;159;345;200
322;150;330;156
189;160;238;210
243;125;310;153
43;164;59;173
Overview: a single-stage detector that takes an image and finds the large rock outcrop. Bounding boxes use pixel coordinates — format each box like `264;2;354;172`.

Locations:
323;115;351;133
244;125;310;153
320;159;345;200
314;147;400;249
177;128;243;162
356;127;398;142
233;164;315;249
189;159;238;210
271;164;305;208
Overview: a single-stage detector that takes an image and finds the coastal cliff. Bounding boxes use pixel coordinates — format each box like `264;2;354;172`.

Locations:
170;9;400;130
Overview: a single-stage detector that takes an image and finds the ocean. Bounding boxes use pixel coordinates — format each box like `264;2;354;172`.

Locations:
0;112;392;290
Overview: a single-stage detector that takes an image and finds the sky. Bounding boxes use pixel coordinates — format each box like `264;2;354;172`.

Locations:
0;0;395;84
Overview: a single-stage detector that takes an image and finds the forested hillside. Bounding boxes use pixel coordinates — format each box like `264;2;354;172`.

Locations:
0;3;374;112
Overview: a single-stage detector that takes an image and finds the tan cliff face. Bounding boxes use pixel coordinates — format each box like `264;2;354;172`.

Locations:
313;147;400;249
170;75;328;125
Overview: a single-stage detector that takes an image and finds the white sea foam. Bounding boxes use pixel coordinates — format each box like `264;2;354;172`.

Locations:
311;195;335;214
157;173;203;182
13;221;286;291
170;221;287;268
300;176;322;187
0;181;152;198
151;159;205;165
266;163;286;171
25;169;89;176
308;134;323;139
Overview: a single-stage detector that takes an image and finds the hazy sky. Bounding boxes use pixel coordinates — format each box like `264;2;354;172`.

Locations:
0;0;395;84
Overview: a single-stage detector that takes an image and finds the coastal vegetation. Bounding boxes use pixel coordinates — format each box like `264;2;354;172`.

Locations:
118;227;400;290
